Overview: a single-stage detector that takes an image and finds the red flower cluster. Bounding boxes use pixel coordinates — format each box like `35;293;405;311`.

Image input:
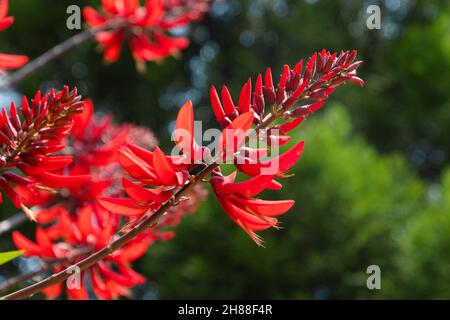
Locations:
207;50;363;244
11;99;207;299
0;0;28;70
0;86;88;219
95;50;363;246
210;49;364;128
13;204;151;299
83;0;211;69
97;102;208;227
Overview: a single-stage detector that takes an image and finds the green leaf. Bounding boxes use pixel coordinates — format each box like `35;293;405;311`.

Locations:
0;250;24;266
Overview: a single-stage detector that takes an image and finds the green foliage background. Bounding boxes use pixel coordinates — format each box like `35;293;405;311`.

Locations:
1;0;450;299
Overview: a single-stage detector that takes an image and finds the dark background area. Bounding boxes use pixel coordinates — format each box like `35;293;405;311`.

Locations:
1;0;450;299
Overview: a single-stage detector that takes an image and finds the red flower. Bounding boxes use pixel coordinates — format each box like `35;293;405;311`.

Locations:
210;171;295;246
210;50;363;128
0;87;89;219
97;144;190;216
17;99;159;222
12;205;157;300
0;0;28;70
83;0;211;69
11;98;208;299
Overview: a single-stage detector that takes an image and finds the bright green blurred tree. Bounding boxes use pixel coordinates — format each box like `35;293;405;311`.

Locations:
384;169;450;299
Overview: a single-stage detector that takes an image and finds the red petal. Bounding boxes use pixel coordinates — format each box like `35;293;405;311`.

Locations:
123;0;139;15
0;0;9;19
43;283;62;299
237;79;251;114
66;275;89;300
0;53;28;69
122;178;171;203
218;197;277;234
0;16;13;32
36;172;91;188
59;209;76;243
211;174;274;198
111;242;148;263
118;146;158;182
175;100;200;160
97;197;148;216
12;231;42;256
244;198;295;216
236;141;305;176
152;147;177;186
117;263;145;284
72;99;94;139
219;112;254;159
279;118;304;134
77;206;93;238
221;86;237;118
40;156;73;171
35;227;54;257
210;85;225;122
91;268;112;300
82;7;106;26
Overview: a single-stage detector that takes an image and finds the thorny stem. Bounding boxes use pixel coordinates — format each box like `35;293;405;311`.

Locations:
0;21;125;91
0;100;291;300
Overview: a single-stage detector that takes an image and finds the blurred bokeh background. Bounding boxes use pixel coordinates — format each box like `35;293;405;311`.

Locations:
1;0;450;299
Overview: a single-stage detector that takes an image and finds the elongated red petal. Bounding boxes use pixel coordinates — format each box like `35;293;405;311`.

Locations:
244;198;295;216
175;100;201;160
211;174;274;198
152;146;177;186
218;112;254;159
237;79;251;114
36;172;91;188
175;100;194;145
222;198;277;231
77;206;93;238
279;118;304;134
118;146;158;182
221;86;237;118
82;7;106;26
43;283;62;300
210;86;225;122
40;156;73;171
122;178;170;203
66;275;89;300
236;141;305;176
0;0;9;19
0;16;13;31
117;263;146;284
97;197;148;216
0;53;28;69
59;209;76;243
111;242;148;263
12;231;42;256
91;268;112;300
35;227;54;257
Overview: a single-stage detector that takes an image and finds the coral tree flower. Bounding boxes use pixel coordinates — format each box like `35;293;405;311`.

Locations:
0;87;89;219
0;0;28;70
83;0;211;69
210;172;295;246
96;50;363;246
12;205;153;300
11;99;207;299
